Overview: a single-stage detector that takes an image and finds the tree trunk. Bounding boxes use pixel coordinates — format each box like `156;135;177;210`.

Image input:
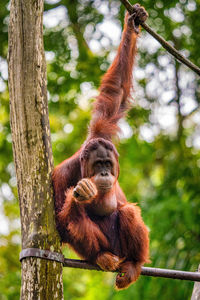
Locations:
191;265;200;300
8;0;63;299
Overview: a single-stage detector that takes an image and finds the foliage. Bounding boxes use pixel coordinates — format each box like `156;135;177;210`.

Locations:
0;0;200;299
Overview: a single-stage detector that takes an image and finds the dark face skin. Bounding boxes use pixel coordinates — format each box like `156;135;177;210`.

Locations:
87;144;118;193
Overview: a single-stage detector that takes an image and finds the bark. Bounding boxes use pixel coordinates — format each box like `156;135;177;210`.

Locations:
175;60;184;141
8;0;63;299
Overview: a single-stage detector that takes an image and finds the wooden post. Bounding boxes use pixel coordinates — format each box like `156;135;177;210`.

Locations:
8;0;63;298
191;265;200;300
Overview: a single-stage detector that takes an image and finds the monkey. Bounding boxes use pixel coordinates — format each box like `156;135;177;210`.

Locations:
53;4;149;289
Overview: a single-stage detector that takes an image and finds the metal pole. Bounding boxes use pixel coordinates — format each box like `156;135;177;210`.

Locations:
64;258;200;282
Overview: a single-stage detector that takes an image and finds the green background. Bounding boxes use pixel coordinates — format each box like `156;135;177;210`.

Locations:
0;0;200;299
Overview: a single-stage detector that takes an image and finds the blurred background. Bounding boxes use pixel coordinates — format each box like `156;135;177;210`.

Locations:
0;0;200;299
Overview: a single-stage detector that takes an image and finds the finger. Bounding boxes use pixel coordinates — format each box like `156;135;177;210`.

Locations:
73;190;80;199
138;9;148;19
133;3;140;9
81;178;93;190
81;179;97;197
84;179;97;195
78;180;92;196
75;185;89;199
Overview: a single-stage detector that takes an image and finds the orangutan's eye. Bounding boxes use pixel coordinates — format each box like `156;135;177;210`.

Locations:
105;161;112;168
95;161;102;168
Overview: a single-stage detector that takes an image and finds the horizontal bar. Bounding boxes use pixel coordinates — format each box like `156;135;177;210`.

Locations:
64;258;200;282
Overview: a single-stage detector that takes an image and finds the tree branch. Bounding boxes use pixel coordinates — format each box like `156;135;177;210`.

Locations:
64;258;200;282
119;0;200;77
186;104;200;118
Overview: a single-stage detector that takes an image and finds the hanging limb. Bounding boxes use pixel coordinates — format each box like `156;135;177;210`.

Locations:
119;0;200;77
64;258;200;282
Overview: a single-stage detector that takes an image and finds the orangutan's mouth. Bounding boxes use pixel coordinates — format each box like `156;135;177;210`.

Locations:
98;184;112;190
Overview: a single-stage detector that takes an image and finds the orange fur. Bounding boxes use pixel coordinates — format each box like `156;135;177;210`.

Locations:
96;252;125;271
88;13;138;140
53;8;149;289
116;261;142;290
